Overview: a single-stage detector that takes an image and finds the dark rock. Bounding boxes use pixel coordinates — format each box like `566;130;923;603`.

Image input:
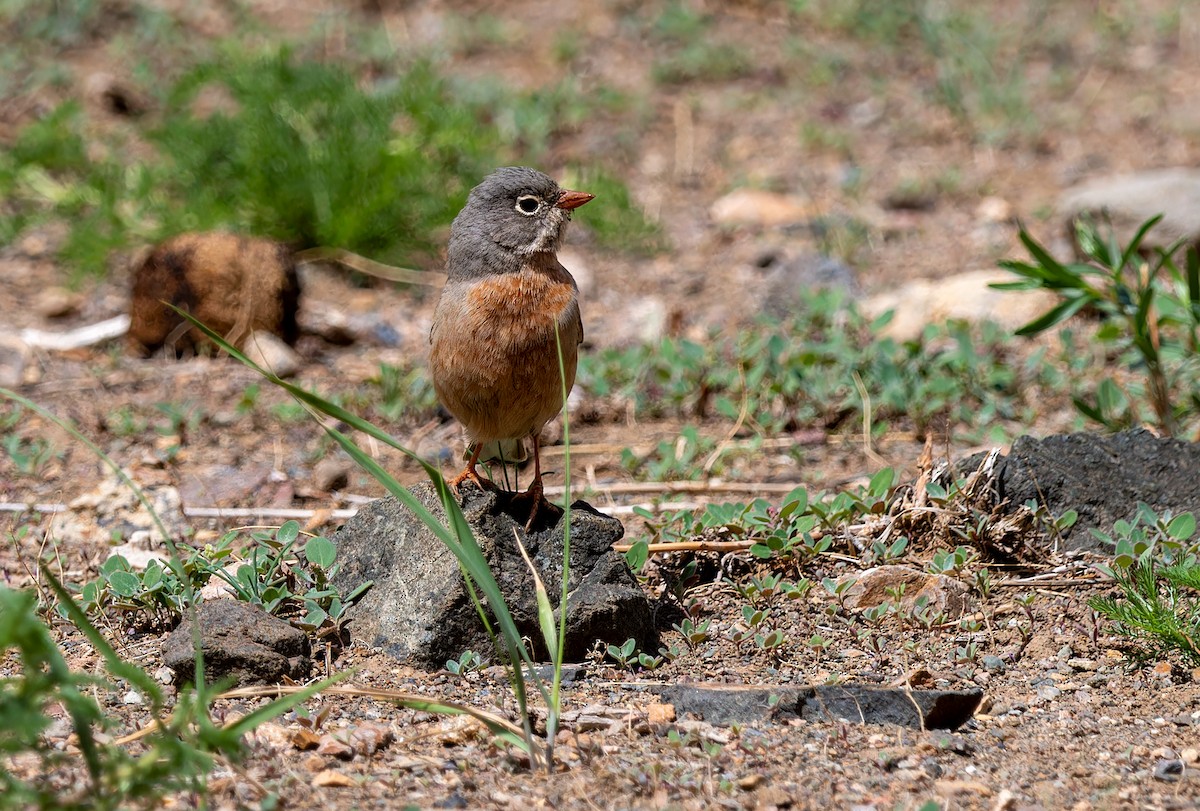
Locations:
1152;759;1184;781
162;599;310;687
330;482;654;669
987;430;1200;551
657;684;982;730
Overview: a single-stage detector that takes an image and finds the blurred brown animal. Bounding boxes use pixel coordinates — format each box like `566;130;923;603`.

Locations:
128;232;301;356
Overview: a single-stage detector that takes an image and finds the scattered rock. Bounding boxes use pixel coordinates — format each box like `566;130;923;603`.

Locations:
243;330;303;378
293;728;322;751
842;565;971;617
161;599;311;687
1152;759;1184;781
59;474;187;550
862;270;1058;342
313;457;352;491
710;189;812;227
1059;168;1200;252
975;196;1013;224
128;232;301;357
330;482;654;668
312;769;355;788
0;334;31;388
316;735;355;761
981;655;1007;674
33;287;84;319
657;684;983;730
987;430;1200;550
647;702;676;725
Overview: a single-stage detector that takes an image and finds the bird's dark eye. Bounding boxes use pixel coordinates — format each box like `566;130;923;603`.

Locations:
515;195;540;215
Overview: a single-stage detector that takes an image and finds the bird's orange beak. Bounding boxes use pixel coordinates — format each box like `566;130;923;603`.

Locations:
556;190;595;210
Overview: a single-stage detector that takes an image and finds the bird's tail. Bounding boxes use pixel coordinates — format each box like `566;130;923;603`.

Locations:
469;438;529;465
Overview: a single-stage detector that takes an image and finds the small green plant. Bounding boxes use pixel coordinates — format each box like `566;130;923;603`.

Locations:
1090;505;1198;569
1;576;340;809
446;650;484;675
996;215;1200;435
605;637;638;670
82;522;371;636
1090;559;1200;665
672;617;711;649
2;433;60;476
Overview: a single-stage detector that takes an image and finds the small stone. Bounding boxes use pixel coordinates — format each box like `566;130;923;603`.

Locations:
122;690;143;706
312;769;356;788
1152;661;1175;678
349;723;393;756
981;655;1006;673
1057;645;1073;660
34;287;84;319
975;196;1012;224
301;754;326;773
1067;658;1098;672
0;335;31;388
293;728;322;750
1181;747;1199;765
992;789;1017;811
842;565;970;616
710;188;812;227
736;773;765;790
647;703;676;725
313;456;352;492
316;735;355;760
1037;685;1061;701
1152;759;1184;781
153;667;174;684
243;330;302;378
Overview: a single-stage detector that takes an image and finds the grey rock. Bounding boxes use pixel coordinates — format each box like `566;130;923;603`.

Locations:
982;655;1007;673
243;330;302;378
313;456;352;492
162;599;310;687
657;684;982;730
330;482;653;669
1152;759;1184;781
1060;168;1200;251
986;430;1200;551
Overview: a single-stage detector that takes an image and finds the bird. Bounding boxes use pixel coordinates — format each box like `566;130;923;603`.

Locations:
429;166;594;528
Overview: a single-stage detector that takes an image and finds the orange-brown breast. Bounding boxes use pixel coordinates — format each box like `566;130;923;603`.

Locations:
430;263;582;443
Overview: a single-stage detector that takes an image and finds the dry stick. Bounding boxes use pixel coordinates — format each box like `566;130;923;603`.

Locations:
293;246;444;287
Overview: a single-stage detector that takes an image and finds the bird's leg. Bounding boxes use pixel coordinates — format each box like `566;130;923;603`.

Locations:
513;437;560;531
447;442;492;493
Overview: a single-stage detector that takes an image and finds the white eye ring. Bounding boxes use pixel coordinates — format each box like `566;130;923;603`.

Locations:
515;195;541;215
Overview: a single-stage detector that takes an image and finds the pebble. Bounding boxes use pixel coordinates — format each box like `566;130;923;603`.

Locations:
312;769;355;788
1152;759;1184;781
1037;685;1061;701
1066;658;1097;672
122;690;144;706
243;330;302;378
981;655;1006;673
316;734;355;760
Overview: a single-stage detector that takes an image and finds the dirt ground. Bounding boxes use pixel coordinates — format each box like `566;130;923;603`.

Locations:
3;1;1200;809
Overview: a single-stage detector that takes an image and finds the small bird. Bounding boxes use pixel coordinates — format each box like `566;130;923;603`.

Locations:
429;167;594;527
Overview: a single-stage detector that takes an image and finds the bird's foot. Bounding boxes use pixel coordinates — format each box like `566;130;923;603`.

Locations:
446;465;499;497
509;476;561;532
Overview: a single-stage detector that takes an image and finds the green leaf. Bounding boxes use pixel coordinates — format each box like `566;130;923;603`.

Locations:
1014;293;1091;336
1166;513;1196;541
624;540;649;572
277;520;300;545
106;570;141;597
867;467;895;497
304;536;337;570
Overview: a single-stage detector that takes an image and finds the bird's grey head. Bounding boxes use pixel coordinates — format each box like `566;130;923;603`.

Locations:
448;167;593;276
